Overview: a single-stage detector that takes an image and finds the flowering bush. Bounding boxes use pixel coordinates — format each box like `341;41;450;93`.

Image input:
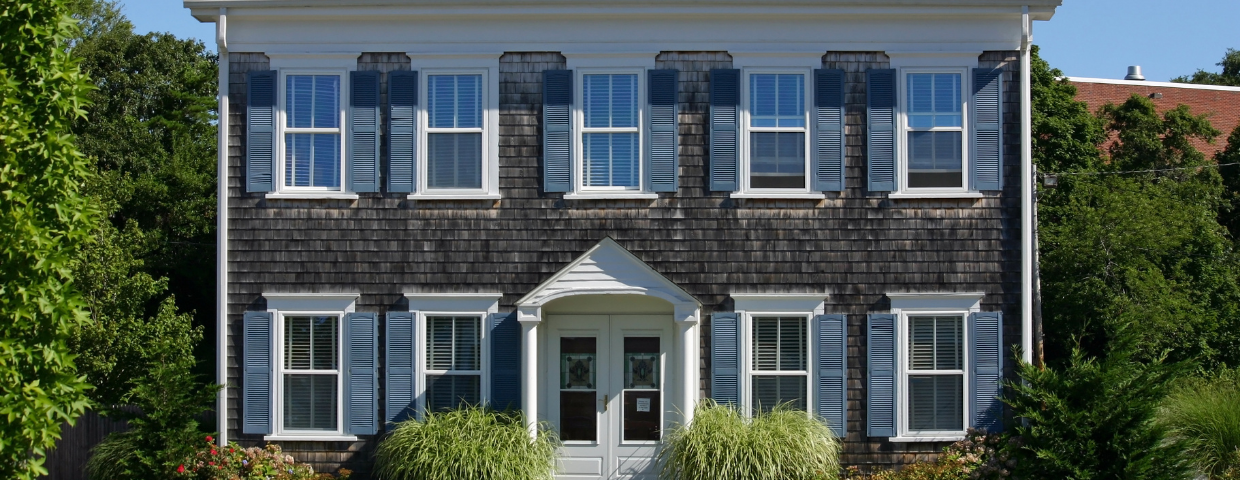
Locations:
173;436;352;480
843;429;1014;480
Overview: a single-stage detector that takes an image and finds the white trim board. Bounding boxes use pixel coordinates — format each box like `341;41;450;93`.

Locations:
1069;77;1240;92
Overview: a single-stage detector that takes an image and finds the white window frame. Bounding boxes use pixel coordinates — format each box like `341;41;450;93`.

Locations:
570;67;650;197
737;68;814;196
895;67;973;196
732;293;827;417
405;293;501;412
406;54;501;201
274;68;349;194
887;292;982;442
271;310;347;437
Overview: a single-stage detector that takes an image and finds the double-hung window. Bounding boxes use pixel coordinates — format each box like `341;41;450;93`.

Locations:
904;314;966;434
579;71;642;191
745;73;810;191
279;73;344;191
425;74;484;190
749;315;809;412
900;69;969;191
277;314;342;433
424;315;482;411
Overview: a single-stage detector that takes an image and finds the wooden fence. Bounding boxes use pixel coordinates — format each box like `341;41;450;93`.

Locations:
40;409;216;480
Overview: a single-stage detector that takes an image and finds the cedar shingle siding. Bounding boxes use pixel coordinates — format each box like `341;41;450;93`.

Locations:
225;51;1024;476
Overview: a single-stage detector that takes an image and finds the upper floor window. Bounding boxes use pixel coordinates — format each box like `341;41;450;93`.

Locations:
747;73;808;190
426;74;484;190
903;72;966;190
280;73;344;191
581;73;641;190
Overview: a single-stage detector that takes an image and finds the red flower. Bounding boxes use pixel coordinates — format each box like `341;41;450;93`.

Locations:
206;435;214;443
209;461;215;466
229;448;234;453
211;450;217;455
177;465;185;473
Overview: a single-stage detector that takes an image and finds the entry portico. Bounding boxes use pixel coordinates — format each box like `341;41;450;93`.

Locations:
515;238;700;479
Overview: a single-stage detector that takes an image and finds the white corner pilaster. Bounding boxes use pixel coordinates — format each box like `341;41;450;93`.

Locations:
517;305;542;438
675;303;700;425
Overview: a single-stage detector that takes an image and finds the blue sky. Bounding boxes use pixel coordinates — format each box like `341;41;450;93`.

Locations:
127;0;1237;82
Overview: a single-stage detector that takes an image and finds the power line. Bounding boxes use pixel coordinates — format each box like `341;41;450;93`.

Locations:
1043;162;1240;177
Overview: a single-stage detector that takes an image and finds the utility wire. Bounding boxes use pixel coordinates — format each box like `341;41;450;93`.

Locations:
1043;162;1240;177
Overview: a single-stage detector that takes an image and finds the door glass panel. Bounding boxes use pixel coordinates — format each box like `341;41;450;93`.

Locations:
623;337;661;441
560;337;597;441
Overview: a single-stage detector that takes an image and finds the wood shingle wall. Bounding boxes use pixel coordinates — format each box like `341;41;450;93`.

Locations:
225;50;1024;476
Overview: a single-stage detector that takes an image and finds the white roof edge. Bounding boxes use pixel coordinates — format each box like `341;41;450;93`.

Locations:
262;292;360;298
1068;77;1240;93
404;292;504;299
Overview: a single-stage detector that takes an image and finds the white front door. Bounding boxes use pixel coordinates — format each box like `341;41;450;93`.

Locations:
547;315;671;480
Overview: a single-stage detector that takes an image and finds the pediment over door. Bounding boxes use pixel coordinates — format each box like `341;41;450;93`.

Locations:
516;237;699;322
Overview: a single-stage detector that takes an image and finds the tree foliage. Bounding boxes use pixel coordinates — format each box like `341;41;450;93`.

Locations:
0;0;97;477
1174;48;1240;87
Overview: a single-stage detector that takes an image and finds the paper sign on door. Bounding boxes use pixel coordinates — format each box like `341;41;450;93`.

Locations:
636;397;651;412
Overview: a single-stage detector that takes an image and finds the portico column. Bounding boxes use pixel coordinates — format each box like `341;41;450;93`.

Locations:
675;304;701;425
518;306;541;438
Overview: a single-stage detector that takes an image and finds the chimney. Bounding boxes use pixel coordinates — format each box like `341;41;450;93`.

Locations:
1125;66;1146;81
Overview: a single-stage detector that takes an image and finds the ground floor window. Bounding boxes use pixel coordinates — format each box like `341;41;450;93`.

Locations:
749;315;808;412
425;315;482;411
280;314;341;432
904;314;966;434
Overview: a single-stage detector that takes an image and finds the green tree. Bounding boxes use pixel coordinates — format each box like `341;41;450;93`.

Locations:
1030;45;1107;175
0;0;97;477
1174;49;1240;87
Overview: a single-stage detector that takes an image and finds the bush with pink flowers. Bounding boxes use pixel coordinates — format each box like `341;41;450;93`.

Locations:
172;436;352;480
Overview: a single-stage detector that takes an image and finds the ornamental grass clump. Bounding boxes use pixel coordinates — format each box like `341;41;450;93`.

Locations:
1160;369;1240;479
658;400;840;480
374;407;559;480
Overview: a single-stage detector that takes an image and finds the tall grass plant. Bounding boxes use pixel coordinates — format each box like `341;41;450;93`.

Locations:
1160;369;1240;478
374;407;558;480
658;400;840;480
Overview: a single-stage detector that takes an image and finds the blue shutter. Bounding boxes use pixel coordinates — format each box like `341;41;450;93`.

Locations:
387;71;418;193
866;69;897;192
543;70;573;193
648;69;679;193
385;311;416;424
710;312;740;405
489;312;521;410
867;313;896;437
709;69;740;192
970;312;1004;433
815;314;847;438
972;68;1003;191
348;71;381;193
246;71;276;192
242;311;273;435
812;69;846;192
344;312;378;435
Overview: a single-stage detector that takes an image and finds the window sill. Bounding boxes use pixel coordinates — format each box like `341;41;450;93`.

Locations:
406;193;502;201
263;435;360;442
563;192;659;200
730;192;827;200
887;435;967;443
886;192;984;200
265;193;360;200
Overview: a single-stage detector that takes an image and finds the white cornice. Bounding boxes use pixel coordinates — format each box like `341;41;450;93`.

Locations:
263;292;360;299
404;293;504;300
1069;77;1240;93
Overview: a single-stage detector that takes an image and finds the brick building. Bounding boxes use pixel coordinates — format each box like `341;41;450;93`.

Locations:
1070;74;1240;155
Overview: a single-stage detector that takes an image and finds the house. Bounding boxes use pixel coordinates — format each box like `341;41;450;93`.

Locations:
185;0;1059;477
1070;70;1240;155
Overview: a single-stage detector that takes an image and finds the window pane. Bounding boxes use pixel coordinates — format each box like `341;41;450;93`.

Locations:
750;132;805;189
749;74;805;128
752;317;806;371
427;133;482;189
908;315;963;371
907;131;962;189
283;373;337;431
284;316;337;370
583;74;638;129
426;374;480;411
286;75;338;129
583;132;639;188
908;374;964;431
559;337;597;442
428;75;482;129
751;375;807;412
907;73;962;129
427;316;481;371
284;133;340;188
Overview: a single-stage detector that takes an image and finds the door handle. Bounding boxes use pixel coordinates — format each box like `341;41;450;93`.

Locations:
602;394;608;412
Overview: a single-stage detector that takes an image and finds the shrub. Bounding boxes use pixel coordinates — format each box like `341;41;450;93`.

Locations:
374;407;558;480
658;400;840;480
842;429;1014;480
1160;369;1240;478
170;437;348;479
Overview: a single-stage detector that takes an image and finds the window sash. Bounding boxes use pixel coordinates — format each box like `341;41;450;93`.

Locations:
417;69;491;194
740;70;811;193
575;69;645;191
898;68;969;193
897;310;969;436
276;71;345;192
274;311;345;436
741;312;813;416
